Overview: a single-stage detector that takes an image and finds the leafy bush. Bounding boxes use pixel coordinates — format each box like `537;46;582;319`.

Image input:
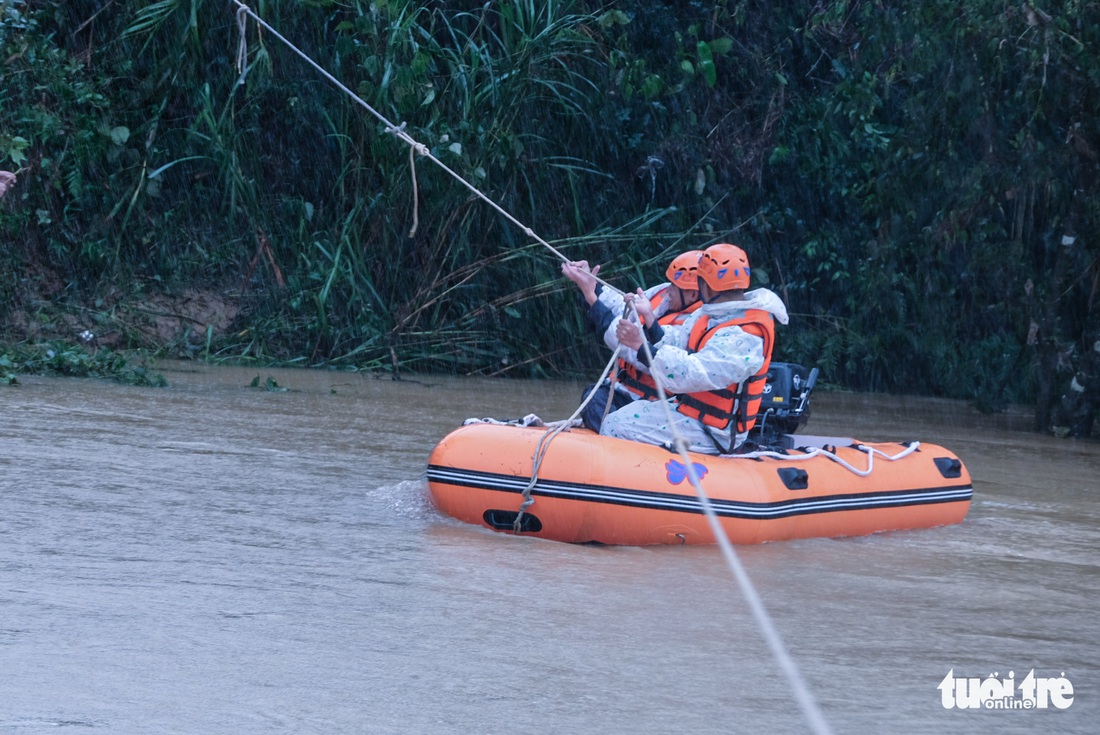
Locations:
0;342;166;386
1;1;1097;428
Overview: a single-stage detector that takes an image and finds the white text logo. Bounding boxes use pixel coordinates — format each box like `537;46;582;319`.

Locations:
938;669;1074;710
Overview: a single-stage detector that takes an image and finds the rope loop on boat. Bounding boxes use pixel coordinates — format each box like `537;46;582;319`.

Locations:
512;342;625;532
728;441;921;478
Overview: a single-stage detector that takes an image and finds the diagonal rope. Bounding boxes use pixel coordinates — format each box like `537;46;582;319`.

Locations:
231;0;624;295
633;333;834;735
229;5;831;732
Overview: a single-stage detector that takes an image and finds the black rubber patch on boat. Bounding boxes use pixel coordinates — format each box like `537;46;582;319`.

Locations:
777;467;809;490
933;457;962;478
483;509;543;532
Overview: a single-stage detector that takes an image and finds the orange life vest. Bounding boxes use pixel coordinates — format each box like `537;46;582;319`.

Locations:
617;291;701;401
674;309;775;435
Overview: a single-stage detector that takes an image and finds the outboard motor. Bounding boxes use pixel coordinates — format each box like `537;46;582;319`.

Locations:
748;363;819;449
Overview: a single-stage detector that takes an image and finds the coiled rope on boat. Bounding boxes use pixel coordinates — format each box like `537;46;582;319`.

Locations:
230;5;832;733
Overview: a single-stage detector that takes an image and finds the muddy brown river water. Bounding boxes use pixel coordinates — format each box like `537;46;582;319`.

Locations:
1;362;1097;733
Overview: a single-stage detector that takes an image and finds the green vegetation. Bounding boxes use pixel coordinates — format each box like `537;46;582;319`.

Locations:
249;374;289;392
0;341;165;386
1;1;1097;434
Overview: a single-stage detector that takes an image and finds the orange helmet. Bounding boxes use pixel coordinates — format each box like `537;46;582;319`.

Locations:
697;243;751;291
665;250;703;290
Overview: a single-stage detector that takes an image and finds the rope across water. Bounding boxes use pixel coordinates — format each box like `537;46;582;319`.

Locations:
230;5;832;733
230;0;624;296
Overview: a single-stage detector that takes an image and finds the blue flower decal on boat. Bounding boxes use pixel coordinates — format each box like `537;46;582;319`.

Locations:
665;458;708;485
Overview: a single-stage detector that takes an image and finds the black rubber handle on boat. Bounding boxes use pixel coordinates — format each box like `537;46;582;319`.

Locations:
796;367;819;414
804;367;819;394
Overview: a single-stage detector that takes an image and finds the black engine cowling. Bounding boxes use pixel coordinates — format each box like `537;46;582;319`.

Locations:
749;362;819;447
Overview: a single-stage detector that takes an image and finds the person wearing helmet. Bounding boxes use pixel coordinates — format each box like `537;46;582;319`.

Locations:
561;251;703;430
600;242;789;454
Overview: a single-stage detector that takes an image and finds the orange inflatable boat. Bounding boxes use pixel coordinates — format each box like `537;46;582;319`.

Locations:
426;422;972;545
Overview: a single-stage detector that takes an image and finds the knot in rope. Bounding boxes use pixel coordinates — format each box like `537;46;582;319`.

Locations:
384;121;407;137
384;122;428;155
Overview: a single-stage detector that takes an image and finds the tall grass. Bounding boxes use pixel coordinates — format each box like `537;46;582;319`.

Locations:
1;0;1098;426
